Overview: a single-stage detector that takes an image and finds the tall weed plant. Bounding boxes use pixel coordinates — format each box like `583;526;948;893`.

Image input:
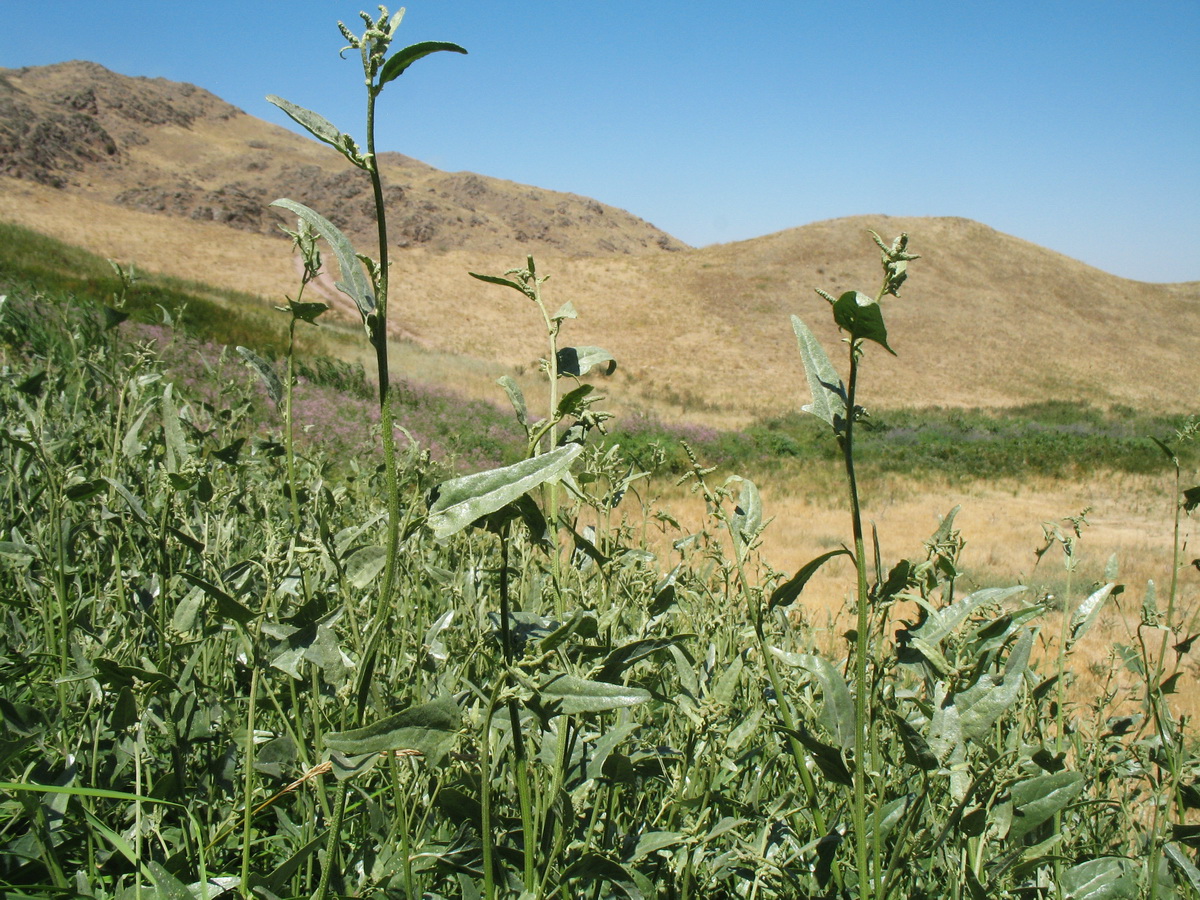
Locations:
1;7;1198;900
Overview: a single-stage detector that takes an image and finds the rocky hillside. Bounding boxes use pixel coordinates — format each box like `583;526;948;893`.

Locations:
0;61;688;256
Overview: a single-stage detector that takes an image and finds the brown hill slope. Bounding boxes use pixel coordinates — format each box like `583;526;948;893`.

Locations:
0;61;687;256
1;62;1196;422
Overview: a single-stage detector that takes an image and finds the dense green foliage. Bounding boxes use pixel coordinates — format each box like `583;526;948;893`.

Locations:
1;260;1197;899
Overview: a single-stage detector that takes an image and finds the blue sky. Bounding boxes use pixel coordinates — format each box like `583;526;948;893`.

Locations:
2;1;1197;282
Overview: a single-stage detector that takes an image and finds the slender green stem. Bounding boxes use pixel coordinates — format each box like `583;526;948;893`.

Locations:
843;342;874;900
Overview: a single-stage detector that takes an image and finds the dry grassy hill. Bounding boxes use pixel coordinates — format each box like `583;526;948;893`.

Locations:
2;61;1197;424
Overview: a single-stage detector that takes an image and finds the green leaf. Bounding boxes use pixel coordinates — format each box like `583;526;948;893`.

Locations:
779;725;852;786
236;346;283;410
345;545;387;589
1067;582;1117;651
145;860;193;900
892;714;938;771
791;315;845;428
1061;857;1139;899
595;638;687;684
469;271;529;295
497;375;528;427
730;478;761;560
557;346;617;377
270;199;375;326
1006;771;1085;842
1184;485;1200;513
266;95;362;165
378;41;468;87
102;477;151;526
909;586;1027;646
178;572;255;626
561;852;644;899
534;673;651;716
287;299;329;324
770;649;855;748
832;290;895;354
324;696;461;763
769;548;852;609
1165;842;1200;892
426;443;582;540
630;831;686;862
953;630;1033;742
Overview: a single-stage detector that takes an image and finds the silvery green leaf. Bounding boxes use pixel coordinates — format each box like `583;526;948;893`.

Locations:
791;315;844;428
378;41;468;87
557;346;617;377
160;382;191;472
270;199;375;326
1006;771;1084;842
953;629;1032;742
535;673;650;716
1165;842;1200;892
730;478;761;560
911;586;1027;646
1061;856;1138;899
324;697;461;763
1067;582;1117;652
236;346;283;411
552;300;577;321
426;443;582;541
770;649;855;749
266;95;363;166
497;375;528;427
345;545;387;589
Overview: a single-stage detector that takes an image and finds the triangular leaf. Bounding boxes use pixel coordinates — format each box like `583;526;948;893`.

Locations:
832;290;895;354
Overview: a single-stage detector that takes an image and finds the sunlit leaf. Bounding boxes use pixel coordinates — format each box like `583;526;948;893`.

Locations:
791;315;845;428
324;697;461;764
534;673;651;716
426;443;581;540
1061;856;1139;899
1007;771;1084;842
378;41;468;87
270;199;375;326
832;290;895;354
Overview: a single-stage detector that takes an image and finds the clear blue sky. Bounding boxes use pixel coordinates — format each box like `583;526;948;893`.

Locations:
3;1;1197;283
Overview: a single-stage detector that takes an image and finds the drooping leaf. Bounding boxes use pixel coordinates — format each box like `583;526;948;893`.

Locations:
561;852;644;899
892;714;938;771
791;315;845;428
534;673;650;717
779;725;852;785
1067;582;1118;651
1007;771;1085;842
179;572;256;626
378;41;468;87
1165;842;1200;892
769;548;852;609
557;346;617;377
595;637;688;684
266;95;362;165
909;586;1028;647
324;696;461;763
236;346;283;410
102;477;151;526
954;630;1033;742
270;199;375;325
730;478;762;560
496;375;528;427
770;649;855;748
426;443;582;540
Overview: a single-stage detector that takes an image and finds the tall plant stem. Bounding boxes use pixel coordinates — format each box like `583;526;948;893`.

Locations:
842;342;874;900
355;82;404;720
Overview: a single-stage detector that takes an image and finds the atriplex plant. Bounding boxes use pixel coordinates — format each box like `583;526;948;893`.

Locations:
266;6;467;724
